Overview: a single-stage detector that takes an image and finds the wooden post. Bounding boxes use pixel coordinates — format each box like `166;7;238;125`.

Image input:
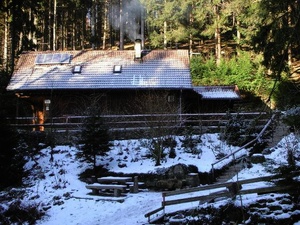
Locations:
162;192;166;207
114;189;121;197
186;173;200;187
133;176;139;193
37;110;44;131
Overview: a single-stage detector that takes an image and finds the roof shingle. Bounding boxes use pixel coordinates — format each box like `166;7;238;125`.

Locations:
7;50;192;91
193;85;241;99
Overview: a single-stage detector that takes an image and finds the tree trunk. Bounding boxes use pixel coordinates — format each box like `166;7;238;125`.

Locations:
53;0;56;50
102;0;109;50
163;21;167;50
189;3;194;53
214;5;221;66
288;4;292;67
72;18;76;50
48;0;52;50
3;0;8;71
91;2;96;49
119;0;124;50
141;6;145;48
81;12;85;50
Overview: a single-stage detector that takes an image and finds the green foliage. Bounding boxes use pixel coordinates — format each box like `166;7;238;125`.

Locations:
78;107;111;172
180;127;202;155
150;138;166;166
274;80;300;109
0;119;25;188
221;112;256;146
251;0;299;76
144;136;176;166
0;200;44;225
282;106;300;131
163;137;177;159
190;51;273;98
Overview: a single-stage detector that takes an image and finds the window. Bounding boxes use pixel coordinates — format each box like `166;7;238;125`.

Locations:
113;65;122;73
73;65;82;73
167;95;175;102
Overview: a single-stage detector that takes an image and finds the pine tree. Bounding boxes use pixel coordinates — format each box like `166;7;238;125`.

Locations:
252;0;300;76
0;118;25;188
79;107;111;173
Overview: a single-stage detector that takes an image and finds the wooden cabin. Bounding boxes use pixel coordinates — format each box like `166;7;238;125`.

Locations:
6;45;241;131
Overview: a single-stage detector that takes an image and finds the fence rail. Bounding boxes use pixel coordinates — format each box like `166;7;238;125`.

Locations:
211;113;277;173
7;112;269;132
145;172;298;223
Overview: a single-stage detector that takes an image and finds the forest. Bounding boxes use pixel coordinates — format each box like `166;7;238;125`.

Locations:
0;0;300;108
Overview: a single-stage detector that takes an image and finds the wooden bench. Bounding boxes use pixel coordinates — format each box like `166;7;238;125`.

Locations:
97;176;132;184
86;183;127;197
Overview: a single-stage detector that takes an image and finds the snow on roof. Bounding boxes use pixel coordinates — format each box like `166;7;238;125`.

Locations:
193;85;241;100
7;50;192;91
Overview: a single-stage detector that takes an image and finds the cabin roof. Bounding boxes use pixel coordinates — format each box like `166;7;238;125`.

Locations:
6;50;192;91
193;85;241;100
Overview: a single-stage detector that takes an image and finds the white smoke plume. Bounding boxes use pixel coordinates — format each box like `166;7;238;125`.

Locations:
110;0;143;42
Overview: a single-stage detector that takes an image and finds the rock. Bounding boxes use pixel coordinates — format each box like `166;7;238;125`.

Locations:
42;205;52;211
166;164;188;179
186;173;200;187
156;178;182;191
250;154;266;164
169;213;188;224
118;163;127;168
262;147;273;155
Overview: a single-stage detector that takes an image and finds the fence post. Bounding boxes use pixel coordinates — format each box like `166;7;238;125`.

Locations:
211;164;215;181
162;192;166;207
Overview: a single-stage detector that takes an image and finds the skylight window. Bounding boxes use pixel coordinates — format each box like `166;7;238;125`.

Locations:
113;65;122;73
73;65;82;73
35;53;71;65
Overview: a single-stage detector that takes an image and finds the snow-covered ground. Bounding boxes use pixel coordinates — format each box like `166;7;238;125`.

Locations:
2;133;300;224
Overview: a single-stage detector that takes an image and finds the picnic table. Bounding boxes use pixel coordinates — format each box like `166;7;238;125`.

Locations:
86;183;127;197
97;176;132;184
86;176;142;197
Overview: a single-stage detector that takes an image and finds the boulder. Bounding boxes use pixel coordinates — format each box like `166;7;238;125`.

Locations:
186;173;200;187
250;154;266;164
156;178;182;191
166;164;189;179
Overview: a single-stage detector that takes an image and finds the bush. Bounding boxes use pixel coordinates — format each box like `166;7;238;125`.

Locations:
221;112;257;146
77;106;111;173
180;127;202;155
282;106;300;132
163;137;177;159
0;200;44;225
0;119;26;188
190;51;272;102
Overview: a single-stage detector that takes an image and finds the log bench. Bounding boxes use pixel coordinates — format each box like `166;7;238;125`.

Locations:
86;183;127;197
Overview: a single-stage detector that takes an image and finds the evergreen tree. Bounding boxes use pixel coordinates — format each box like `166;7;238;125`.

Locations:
252;0;300;77
78;107;111;173
0;118;25;188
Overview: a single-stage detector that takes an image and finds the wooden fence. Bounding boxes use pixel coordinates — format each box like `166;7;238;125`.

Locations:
211;113;277;175
145;172;298;223
7;111;269;134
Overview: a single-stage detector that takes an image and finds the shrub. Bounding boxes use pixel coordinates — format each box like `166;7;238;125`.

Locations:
0;200;44;225
221;112;260;146
180;127;202;155
163;137;177;159
0;119;26;188
282;106;300;132
77;106;111;173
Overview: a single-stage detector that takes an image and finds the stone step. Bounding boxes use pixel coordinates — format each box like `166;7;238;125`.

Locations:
216;161;246;183
267;121;289;147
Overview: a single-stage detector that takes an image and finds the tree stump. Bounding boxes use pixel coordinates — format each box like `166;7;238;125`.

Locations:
186;173;200;187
